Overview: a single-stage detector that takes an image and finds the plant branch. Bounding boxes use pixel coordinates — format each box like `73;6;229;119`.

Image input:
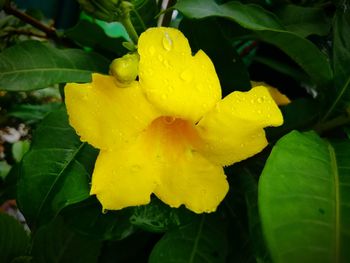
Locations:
160;0;176;27
3;2;57;39
314;113;350;134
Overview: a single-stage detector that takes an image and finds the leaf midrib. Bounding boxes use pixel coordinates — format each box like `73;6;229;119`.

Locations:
189;215;205;263
327;143;340;262
0;67;92;76
34;142;86;225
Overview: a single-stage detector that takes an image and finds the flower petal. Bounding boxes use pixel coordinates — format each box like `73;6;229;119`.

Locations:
251;81;291;105
90;138;160;210
138;27;221;122
154;151;228;213
197;86;283;166
65;73;160;150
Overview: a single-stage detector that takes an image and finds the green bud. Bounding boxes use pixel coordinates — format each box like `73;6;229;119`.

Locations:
77;0;133;22
109;53;139;84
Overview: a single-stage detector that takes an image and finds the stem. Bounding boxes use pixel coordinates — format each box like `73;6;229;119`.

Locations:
121;15;139;44
3;2;57;39
131;7;146;31
314;114;350;134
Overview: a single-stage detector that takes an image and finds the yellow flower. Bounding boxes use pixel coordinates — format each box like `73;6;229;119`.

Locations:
65;27;283;213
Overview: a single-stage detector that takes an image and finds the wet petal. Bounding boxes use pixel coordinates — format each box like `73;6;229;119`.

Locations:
90;138;160;210
251;81;291;105
197;86;283;166
138;27;221;122
154;150;229;213
65;73;160;150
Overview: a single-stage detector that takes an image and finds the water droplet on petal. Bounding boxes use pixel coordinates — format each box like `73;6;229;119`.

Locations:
162;32;173;51
257;97;264;103
158;54;163;61
240;143;245;148
180;69;192;82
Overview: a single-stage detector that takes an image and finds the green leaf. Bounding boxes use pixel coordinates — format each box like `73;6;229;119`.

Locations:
31;217;101;263
62;198;135;241
175;0;333;87
149;215;228;263
180;18;251;95
0;160;11;180
322;3;350;120
65;19;127;57
0;213;30;263
130;197;195;233
12;140;30;163
17;107;98;227
275;4;331;37
0;41;109;91
259;131;350;263
8;103;62;124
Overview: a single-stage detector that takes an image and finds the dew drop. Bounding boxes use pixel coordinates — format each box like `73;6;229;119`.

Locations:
240;143;245;148
161;94;168;100
257;97;264;103
180;69;192;82
162;32;173;51
158;54;163;61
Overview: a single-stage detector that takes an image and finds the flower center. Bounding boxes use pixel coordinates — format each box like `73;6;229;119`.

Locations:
144;116;203;156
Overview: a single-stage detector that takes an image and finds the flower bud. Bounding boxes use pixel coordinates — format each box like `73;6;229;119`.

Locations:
77;0;133;22
109;53;139;84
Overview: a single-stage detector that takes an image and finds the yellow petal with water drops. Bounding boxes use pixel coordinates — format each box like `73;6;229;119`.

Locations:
197;86;283;166
65;73;160;150
138;27;221;122
90;138;161;210
251;81;291;105
154;150;229;213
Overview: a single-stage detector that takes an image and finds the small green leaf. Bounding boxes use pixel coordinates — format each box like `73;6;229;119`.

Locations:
259;131;350;263
0;213;30;263
0;160;11;180
0;41;109;91
12;140;30;163
149;215;228;263
17;107;98;227
31;217;101;263
130;197;195;232
175;0;333;87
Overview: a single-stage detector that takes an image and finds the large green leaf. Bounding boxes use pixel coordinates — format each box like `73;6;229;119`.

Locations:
322;3;350;120
62;198;135;241
65;19;127;57
259;131;350;263
149;215;228;263
0;213;30;263
275;4;331;37
175;0;332;86
31;217;101;263
17;107;98;227
0;41;109;91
